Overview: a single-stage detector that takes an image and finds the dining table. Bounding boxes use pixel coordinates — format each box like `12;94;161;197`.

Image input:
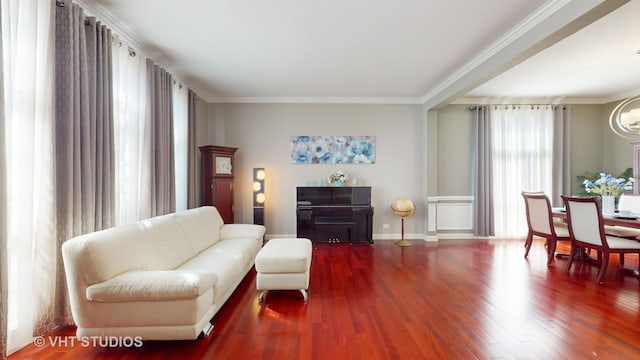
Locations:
551;207;640;229
552;207;640;276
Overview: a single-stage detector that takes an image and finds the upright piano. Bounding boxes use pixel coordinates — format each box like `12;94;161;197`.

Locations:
296;186;374;244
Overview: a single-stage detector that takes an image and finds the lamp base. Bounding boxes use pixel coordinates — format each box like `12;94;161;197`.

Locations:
395;239;412;247
394;217;411;246
253;207;264;225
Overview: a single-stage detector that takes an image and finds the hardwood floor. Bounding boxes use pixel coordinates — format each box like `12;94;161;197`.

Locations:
11;238;640;359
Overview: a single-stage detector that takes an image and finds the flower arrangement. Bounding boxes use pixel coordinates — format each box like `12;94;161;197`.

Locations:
583;172;634;196
328;171;348;185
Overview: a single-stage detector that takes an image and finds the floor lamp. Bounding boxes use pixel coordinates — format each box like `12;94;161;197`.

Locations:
253;168;265;225
391;197;415;247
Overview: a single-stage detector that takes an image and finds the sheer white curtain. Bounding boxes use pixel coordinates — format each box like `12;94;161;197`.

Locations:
173;80;188;211
113;38;150;225
2;0;55;355
491;105;554;237
114;40;186;222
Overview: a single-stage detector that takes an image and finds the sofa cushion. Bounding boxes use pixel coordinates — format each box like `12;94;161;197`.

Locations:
255;238;312;274
136;215;195;270
205;238;262;269
80;215;194;283
86;270;218;302
177;252;246;302
173;206;224;254
220;224;266;241
81;223;149;283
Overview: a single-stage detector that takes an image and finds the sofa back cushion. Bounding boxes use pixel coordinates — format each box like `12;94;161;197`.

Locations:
135;214;195;270
74;223;147;285
173;206;224;254
71;208;224;285
81;217;192;283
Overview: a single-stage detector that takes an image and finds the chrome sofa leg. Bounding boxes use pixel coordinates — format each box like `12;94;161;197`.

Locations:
202;323;214;337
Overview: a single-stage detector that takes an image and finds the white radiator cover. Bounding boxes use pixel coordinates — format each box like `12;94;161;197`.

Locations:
427;196;474;232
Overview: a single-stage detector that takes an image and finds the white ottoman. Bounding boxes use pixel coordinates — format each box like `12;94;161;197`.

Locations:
255;238;312;303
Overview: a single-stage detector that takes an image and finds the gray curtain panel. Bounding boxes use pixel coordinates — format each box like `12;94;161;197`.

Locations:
54;0;115;328
187;89;198;209
0;13;7;357
146;59;176;216
0;125;7;360
472;106;495;236
0;146;7;360
552;106;571;207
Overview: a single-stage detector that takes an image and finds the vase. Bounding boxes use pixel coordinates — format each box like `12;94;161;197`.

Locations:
334;180;343;187
601;195;615;215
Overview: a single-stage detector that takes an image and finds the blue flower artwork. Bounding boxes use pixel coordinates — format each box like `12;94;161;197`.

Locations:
291;136;375;164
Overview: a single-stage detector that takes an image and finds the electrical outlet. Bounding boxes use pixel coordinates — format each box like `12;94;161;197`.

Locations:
383;224;390;229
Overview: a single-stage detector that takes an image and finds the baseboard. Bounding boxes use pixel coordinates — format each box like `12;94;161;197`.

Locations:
266;233;438;242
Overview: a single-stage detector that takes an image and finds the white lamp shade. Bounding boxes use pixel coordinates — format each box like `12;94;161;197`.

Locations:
610;96;640;139
253;181;262;192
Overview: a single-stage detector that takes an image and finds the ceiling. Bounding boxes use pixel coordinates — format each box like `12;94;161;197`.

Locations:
79;0;640;106
465;0;640;104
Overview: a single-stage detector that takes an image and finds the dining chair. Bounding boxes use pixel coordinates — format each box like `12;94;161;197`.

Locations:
562;195;640;284
603;193;640;239
618;193;640;214
521;191;570;266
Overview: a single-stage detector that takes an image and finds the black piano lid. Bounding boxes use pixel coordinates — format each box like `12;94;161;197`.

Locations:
296;186;371;206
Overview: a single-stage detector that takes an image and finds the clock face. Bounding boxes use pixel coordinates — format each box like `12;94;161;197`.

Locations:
215;156;233;174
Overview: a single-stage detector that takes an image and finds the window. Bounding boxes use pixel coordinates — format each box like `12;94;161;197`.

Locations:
491;105;554;237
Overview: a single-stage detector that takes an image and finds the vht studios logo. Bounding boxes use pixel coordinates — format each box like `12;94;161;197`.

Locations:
33;335;143;348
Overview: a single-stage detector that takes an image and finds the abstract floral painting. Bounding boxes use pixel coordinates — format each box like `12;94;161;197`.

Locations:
290;136;375;164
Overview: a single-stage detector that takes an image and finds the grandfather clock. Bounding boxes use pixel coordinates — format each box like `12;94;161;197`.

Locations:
199;145;238;223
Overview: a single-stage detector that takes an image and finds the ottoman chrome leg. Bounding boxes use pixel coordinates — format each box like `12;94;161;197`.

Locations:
299;289;308;302
259;290;267;304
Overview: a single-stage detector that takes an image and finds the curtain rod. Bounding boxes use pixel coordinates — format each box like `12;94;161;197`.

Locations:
469;105;567;111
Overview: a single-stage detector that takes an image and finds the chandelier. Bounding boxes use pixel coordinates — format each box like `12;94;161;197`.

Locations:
610;96;640;139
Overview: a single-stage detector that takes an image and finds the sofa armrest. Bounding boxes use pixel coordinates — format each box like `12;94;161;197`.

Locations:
220;224;266;240
86;269;218;302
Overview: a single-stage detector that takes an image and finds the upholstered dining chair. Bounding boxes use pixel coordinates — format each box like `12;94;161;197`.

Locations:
618;193;640;213
603;193;640;239
561;196;640;284
521;191;570;266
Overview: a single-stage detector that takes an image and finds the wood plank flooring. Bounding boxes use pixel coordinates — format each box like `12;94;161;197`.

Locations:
11;238;640;359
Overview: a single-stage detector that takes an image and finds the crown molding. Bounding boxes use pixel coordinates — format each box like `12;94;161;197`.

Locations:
420;0;630;110
604;89;640;104
420;0;577;107
206;96;424;105
451;96;612;105
75;0;146;56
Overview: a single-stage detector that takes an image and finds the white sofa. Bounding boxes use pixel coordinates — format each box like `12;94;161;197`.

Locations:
61;206;265;340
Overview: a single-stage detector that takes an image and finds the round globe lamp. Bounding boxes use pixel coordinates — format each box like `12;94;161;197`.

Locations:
391;197;415;247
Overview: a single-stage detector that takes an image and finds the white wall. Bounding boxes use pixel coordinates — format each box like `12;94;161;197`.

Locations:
206;103;425;239
200;102;635;239
435;104;474;196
